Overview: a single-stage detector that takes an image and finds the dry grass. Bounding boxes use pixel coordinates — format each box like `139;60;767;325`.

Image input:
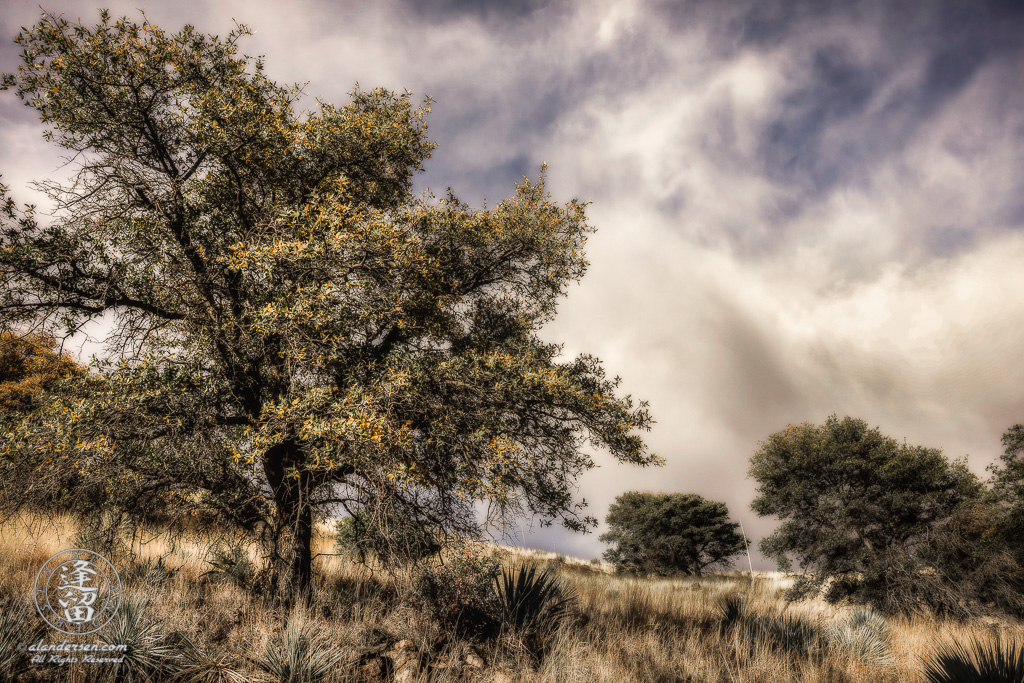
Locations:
1;513;1022;682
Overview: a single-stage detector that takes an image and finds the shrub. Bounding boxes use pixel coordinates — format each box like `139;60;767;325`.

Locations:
493;561;578;635
412;544;502;639
0;597;46;677
335;510;440;565
922;635;1024;683
203;543;256;590
128;555;177;588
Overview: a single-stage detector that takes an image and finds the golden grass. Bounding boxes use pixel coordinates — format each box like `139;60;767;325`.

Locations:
1;512;1021;682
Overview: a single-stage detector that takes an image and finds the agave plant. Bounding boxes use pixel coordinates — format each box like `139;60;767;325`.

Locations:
922;635;1024;683
98;596;181;682
493;561;578;635
250;618;346;683
823;607;893;665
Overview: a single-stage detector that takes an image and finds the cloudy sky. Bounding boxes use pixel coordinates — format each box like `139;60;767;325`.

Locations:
2;0;1024;568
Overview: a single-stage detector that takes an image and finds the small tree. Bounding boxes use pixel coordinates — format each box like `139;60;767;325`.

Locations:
988;423;1024;562
600;491;745;576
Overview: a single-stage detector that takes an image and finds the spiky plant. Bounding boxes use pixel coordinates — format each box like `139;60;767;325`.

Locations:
170;635;247;683
749;612;825;659
493;561;578;635
250;617;346;683
128;556;177;588
716;593;745;634
98;596;181;682
824;607;892;665
922;635;1024;683
0;599;46;677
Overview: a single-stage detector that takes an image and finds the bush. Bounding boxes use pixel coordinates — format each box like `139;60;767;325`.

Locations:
335;510;440;565
203;543;257;590
412;544;502;639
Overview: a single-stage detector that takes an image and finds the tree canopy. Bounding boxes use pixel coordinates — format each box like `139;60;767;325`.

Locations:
0;10;658;604
600;491;745;576
0;330;87;413
748;415;981;574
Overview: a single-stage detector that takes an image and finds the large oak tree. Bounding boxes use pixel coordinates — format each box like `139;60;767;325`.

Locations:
0;10;658;604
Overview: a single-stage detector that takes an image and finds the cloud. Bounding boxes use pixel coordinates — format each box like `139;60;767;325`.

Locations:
2;0;1023;568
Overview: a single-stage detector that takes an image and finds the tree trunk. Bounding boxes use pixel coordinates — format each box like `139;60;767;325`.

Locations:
263;441;314;608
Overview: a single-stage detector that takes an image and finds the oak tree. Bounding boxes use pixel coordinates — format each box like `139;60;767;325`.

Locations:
0;10;657;604
600;491;744;576
749;415;980;574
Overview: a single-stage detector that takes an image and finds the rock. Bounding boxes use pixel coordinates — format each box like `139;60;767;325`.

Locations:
394;639;416;652
394;661;419;683
465;651;485;669
492;672;515;683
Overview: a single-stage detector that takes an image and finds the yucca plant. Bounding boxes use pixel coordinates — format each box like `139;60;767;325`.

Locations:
128;555;177;588
748;611;825;659
170;635;247;683
250;617;346;683
493;561;578;635
716;593;745;634
823;607;893;665
97;596;181;682
0;599;46;677
922;635;1024;683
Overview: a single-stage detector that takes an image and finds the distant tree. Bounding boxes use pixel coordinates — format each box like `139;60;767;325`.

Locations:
746;415;1024;616
987;422;1024;563
749;415;981;575
0;10;658;606
600;491;745;576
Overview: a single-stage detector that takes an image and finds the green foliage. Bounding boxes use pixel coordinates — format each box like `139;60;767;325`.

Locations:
749;415;981;570
922;635;1024;683
412;545;502;639
987;423;1024;565
0;8;658;603
250;618;346;683
493;561;578;635
335;510;440;564
600;492;745;576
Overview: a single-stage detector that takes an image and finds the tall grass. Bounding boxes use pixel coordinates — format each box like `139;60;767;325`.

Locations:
0;512;1021;682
